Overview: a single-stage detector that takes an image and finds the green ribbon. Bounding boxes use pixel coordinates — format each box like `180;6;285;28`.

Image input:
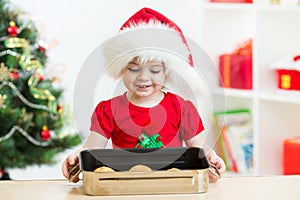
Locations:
4;37;57;113
135;133;164;148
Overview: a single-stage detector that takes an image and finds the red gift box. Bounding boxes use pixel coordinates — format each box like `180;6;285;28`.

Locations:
219;40;253;90
273;55;300;91
219;54;252;89
283;136;300;175
276;70;300;90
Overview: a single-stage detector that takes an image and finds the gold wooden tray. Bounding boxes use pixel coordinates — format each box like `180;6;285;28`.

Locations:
82;169;209;196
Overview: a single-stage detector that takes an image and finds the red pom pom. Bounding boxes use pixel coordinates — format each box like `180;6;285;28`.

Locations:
156;135;162;141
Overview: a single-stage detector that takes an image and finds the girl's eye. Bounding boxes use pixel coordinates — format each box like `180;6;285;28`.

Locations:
150;70;161;74
150;65;164;74
127;67;139;72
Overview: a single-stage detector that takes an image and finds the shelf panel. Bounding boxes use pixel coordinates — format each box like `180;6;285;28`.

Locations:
215;88;254;98
204;2;300;11
258;5;300;12
259;92;300;104
203;2;255;11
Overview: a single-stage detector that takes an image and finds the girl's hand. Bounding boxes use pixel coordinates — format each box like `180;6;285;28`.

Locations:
185;134;226;183
61;153;79;183
207;151;226;183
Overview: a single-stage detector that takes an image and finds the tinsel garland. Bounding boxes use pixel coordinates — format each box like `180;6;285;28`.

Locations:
0;81;58;119
0;125;50;146
0;49;21;58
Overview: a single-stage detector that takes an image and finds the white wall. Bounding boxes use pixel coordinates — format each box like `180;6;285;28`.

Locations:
8;0;203;180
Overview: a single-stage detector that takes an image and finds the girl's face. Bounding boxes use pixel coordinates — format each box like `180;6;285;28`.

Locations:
122;57;166;100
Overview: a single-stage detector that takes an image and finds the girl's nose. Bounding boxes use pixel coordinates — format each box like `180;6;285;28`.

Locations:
137;70;149;80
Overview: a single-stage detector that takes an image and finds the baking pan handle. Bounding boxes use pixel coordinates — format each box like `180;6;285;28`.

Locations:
68;163;82;182
209;163;220;180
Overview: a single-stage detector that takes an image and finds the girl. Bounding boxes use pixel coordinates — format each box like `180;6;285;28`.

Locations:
62;7;225;183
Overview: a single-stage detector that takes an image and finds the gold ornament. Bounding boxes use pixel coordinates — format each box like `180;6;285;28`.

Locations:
9;21;16;27
0;63;10;82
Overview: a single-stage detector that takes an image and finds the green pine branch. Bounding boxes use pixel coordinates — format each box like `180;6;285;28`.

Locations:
0;0;81;170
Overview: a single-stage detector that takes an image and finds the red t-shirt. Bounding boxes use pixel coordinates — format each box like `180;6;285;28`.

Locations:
90;92;204;148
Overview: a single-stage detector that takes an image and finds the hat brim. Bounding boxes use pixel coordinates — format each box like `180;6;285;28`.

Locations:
101;28;213;100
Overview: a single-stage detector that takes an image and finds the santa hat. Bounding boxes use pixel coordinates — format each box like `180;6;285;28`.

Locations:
119;7;194;67
102;7;209;102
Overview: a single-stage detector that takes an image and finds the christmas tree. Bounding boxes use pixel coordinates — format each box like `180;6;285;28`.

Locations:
0;0;81;179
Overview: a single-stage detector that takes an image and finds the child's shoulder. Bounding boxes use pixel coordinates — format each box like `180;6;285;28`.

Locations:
164;92;197;109
95;94;125;108
165;92;185;102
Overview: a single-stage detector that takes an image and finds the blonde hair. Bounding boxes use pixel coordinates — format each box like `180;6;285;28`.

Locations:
105;49;168;80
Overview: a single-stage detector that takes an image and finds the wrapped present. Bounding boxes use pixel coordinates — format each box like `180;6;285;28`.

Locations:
219;39;253;90
210;0;253;3
283;136;300;175
271;54;300;91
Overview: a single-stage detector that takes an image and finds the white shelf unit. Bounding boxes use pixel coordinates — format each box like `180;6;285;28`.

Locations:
199;0;300;176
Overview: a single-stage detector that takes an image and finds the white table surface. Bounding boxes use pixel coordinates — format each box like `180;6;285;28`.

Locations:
0;175;300;200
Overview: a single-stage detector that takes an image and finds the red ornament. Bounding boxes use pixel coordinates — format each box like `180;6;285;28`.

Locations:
57;104;63;113
0;169;4;179
39;46;46;52
39;75;44;82
7;21;18;37
10;69;20;79
38;40;48;52
41;126;51;141
34;73;44;82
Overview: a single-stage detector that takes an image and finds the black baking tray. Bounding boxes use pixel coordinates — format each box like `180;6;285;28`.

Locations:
80;147;209;171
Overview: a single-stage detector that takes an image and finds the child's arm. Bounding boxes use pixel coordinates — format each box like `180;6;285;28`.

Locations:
61;131;108;182
185;133;226;183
